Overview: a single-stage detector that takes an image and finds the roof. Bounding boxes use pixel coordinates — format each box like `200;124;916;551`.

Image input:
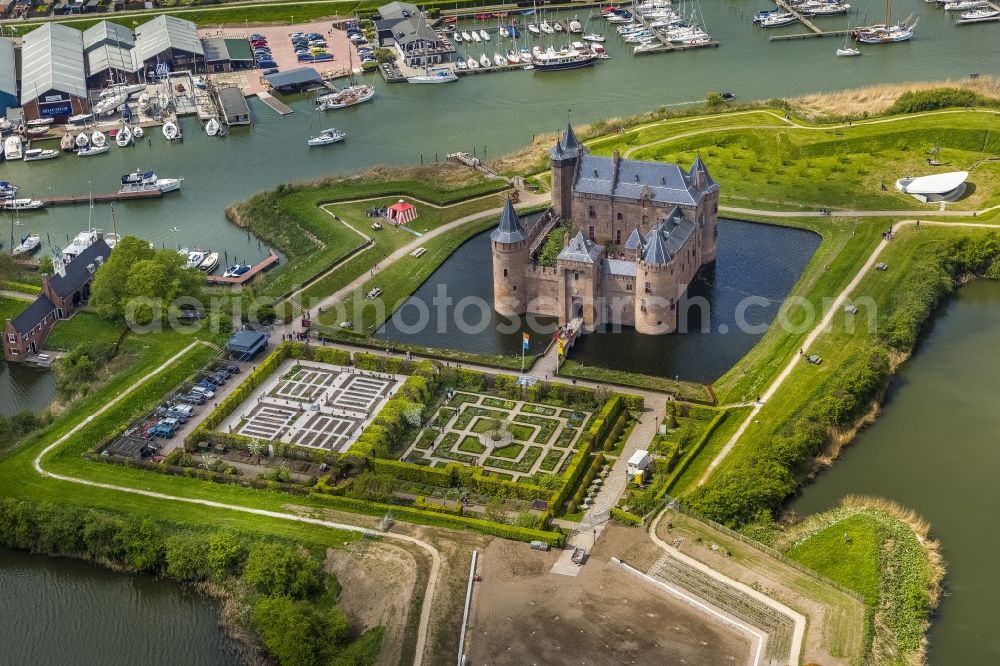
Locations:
264;67;323;88
575;153;701;206
49;239;112;298
627;449;650;466
640;230;669;265
227;330;268;351
895;171;968;195
379;1;421;20
393;16;440;45
490;198;526;244
83;20;135;52
389;200;415;212
201;37;229;62
602;258;636;277
550;123;583;161
87;43;142;76
20;23;87;105
218;87;250;119
134;15;204;62
0;38;15;100
688;155;719;193
224;38;253;62
10;294;55;334
557;231;603;264
623;227;645;251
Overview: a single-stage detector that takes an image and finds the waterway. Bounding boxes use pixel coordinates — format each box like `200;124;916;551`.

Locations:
380;218;819;381
0;358;56;417
789;280;1000;663
0;547;248;665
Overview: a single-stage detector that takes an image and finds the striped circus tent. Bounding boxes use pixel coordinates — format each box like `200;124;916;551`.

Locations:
387;199;418;224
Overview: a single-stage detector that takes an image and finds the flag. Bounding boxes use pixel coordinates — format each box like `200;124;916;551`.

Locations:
557;339;565;356
522;332;530;350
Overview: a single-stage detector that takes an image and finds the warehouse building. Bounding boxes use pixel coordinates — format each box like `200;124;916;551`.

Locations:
134;15;205;76
20;23;89;122
202;37;254;73
0;38;17;116
83;20;142;88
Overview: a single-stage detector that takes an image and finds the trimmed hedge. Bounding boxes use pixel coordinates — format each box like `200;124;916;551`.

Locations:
610;508;643;527
411;496;463;515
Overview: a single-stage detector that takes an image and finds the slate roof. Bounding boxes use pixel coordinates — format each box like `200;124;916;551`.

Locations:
264;67;323;88
602;258;636;277
574;154;700;206
550;123;583;161
49;238;111;299
9;294;55;334
557;231;603;264
379;1;421;21
633;211;698;266
623;227;645;251
490;198;526;244
641;231;669;265
393;17;440;45
688;154;720;193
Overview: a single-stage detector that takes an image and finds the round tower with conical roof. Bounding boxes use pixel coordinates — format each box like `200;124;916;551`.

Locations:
634;230;679;335
689;155;720;264
491;198;530;316
550;124;582;220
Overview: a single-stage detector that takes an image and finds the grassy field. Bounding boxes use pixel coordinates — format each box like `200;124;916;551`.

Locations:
45;310;125;352
0;295;32;322
667;406;751;497
557;360;714;403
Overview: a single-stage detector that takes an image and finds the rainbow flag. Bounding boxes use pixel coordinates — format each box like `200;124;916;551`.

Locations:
522;332;530;350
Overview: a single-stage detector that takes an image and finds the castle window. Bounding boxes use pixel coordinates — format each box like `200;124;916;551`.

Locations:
714;202;718;213
627;284;632;291
588;205;596;218
588;226;595;241
616;212;622;221
615;229;621;245
642;215;648;225
6;334;14;343
645;281;651;294
503;268;508;277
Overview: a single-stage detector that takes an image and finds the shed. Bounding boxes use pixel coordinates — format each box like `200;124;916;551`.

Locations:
20;23;89;121
387;199;418;224
263;67;323;92
218;87;250;125
226;330;269;360
134;15;205;74
627;449;651;476
224;39;253;67
0;38;16;115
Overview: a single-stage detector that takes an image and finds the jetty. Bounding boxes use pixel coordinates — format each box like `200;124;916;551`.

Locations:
768;0;851;40
205;251;280;285
256;91;293;115
39;189;163;207
628;8;720;53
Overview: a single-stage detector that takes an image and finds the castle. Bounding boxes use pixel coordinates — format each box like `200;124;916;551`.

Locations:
491;125;720;335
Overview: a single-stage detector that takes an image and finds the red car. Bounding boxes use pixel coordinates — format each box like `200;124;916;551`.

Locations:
250;40;268;48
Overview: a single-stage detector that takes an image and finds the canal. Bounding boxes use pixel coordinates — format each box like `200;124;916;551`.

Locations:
0;547;248;665
789;280;1000;663
380;218;820;382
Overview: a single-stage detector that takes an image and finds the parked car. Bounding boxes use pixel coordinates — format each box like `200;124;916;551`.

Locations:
262;67;279;75
223;363;241;375
209;372;229;384
571;547;588;565
191;385;215;399
201;375;224;387
178;393;206;405
258;60;277;69
148;425;174;438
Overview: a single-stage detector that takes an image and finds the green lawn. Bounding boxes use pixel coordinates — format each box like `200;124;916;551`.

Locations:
457;435;485;454
508;424;534;442
490;443;523;459
45;311;125;352
670;407;751;497
0;295;32;322
785;513;881;604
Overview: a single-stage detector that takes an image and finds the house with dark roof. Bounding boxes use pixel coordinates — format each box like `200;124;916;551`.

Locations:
4;238;111;362
491;125;719;335
375;2;454;66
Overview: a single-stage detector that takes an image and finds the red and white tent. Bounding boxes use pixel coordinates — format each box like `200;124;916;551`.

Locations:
387;199;418;224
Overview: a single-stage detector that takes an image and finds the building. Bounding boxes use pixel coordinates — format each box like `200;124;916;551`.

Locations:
19;23;89;121
134;15;205;76
0;38;17;116
263;67;323;93
83;20;142;88
226;330;269;361
217;86;250;125
375;2;454;66
387;200;418;224
202;37;254;73
4;239;112;362
491;125;719;335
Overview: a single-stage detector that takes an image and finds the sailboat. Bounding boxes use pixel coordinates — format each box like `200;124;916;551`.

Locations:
316;50;376;109
91;129;107;147
115;124;133;147
837;22;862;55
852;0;917;43
205;117;220;136
162;121;180;141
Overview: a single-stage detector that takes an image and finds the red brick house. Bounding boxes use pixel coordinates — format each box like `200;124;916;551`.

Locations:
4;238;111;362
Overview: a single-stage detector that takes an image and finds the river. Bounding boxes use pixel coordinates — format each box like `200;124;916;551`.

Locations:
790;280;1000;663
0;547;248;665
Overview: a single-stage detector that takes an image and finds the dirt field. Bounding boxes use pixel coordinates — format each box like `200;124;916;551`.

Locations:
466;524;753;666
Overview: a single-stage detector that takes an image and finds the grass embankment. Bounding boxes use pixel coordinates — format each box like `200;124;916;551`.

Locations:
0;295;32;321
45;310;125;352
225;169;506;299
556;359;713;403
792;77;1000;120
779;498;944;664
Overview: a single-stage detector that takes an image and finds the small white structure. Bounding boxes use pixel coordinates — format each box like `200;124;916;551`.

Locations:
895;171;969;203
627;449;652;477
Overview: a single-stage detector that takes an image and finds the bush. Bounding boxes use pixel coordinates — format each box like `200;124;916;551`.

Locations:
887;87;991;115
611;508;643;527
412;495;463;515
242;543;321;598
164;533;210;581
252;597;350;666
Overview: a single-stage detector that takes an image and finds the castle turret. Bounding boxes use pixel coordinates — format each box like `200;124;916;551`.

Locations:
550;123;582;220
490;198;530;316
689;155;719;263
635;230;678;335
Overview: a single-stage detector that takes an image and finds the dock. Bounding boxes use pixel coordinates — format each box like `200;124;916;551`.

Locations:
768;0;852;40
455;61;525;76
628;8;721;53
205;251;280;285
39;189;163;207
256;91;293;115
956;7;1000;25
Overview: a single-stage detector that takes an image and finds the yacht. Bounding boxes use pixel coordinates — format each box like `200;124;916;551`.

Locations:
462;30;474;41
853;0;917;42
540;20;555;33
68;113;93;126
186;249;206;270
11;234;41;256
316;83;376;109
3;136;22;161
307;128;347;146
78;145;110;157
2;199;45;211
91;130;107;148
582;33;606;42
222;263;253;278
205;117;220;136
23;148;60;162
407;68;458;83
758;12;799;27
25;117;54;128
944;0;987;9
507;49;521;64
533;48;597;71
471;30;481;42
162;121;180;141
499;26;510;38
480;28;490;41
467;56;479;69
119;169;182;194
958;7;1000;19
116;125;133;147
0;181;18;199
480;53;492;68
528;23;541;35
494;52;506;66
569;18;583;32
198;252;220;273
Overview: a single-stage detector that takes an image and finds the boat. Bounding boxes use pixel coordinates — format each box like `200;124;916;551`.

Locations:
462;30;474;41
68;113;93;126
307;128;346;146
837;30;862;55
467;56;479;69
471;30;481;42
78;145;109;157
453;31;462;42
115;125;133;147
119;169;182;194
853;0;917;43
133;126;144;139
192;75;207;89
533;48;598;71
3;136;22;161
186;249;206;270
198;252;220;273
406;67;458;83
137;92;151;112
11;234;41;256
540;20;555;34
582;33;606;42
507;49;521;64
479;53;492;68
456;59;468;71
499;26;510;38
799;1;852;16
519;47;532;63
205;118;220;136
60;133;75;152
592;43;607;57
494;52;506;66
162;121;180;141
2;198;45;211
944;0;987;9
958;7;1000;19
25;117;54;127
23;148;59;162
222;263;252;278
528;23;541;35
92;90;126;117
26;126;49;137
758;12;798;27
316;83;376;110
480;29;490;41
0;181;18;199
569;18;583;32
91;130;107;148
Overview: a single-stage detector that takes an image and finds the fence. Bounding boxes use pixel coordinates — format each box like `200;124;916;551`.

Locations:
650;494;867;605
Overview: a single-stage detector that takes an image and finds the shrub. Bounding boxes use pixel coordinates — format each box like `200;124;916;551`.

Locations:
887;88;991;115
610;508;643;527
164;533;210;581
242;543;321;599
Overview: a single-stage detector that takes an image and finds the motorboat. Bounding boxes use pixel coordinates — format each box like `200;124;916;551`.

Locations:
68;113;93;126
307;128;346;146
205;118;220;136
11;234;41;256
519;47;533;63
569;18;583;32
119;169;182;194
25;117;54;128
480;53;492;68
2;198;45;211
4;136;22;161
758;12;798;27
453;31;462;42
115;125;133;147
944;0;987;9
583;32;606;42
26;126;49;137
77;145;110;157
958;7;1000;19
104;233;121;249
222;263;252;278
480;29;490;41
198;252;220;273
162;121;180;141
533;48;597;71
554;21;565;32
494;52;506;66
23;148;59;162
456;59;468;71
592;43;607;57
91;130;107;148
186;249;206;270
133;126;144;139
75;132;90;149
0;181;18;198
316;84;376;109
406;68;458;83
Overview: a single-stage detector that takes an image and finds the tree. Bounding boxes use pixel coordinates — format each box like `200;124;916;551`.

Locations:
252;597;348;666
706;91;724;108
165;533;210;581
373;47;395;64
484;497;508;524
345;472;394;503
208;530;246;578
37;255;53;275
242;543;321;598
115;517;165;573
247;438;267;463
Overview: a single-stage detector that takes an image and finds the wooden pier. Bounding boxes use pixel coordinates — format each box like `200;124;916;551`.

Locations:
39;189;164;207
205;251;280;285
629;7;721;53
454;61;525;76
256;91;293;115
768;0;852;40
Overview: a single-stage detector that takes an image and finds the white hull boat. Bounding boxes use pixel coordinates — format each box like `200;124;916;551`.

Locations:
205;118;220;136
307;128;346;146
944;0;987;9
91;130;107;148
407;70;458;83
3;199;45;211
115;125;133;147
462;31;473;41
467;57;479;69
316;84;376;109
198;252;220;273
480;53;492;68
133;126;144;139
837;46;863;56
78;145;109;157
494;52;506;66
582;33;606;42
11;234;41;256
480;29;490;41
23;148;59;162
162;121;180;141
4;136;22;161
25;117;54;127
